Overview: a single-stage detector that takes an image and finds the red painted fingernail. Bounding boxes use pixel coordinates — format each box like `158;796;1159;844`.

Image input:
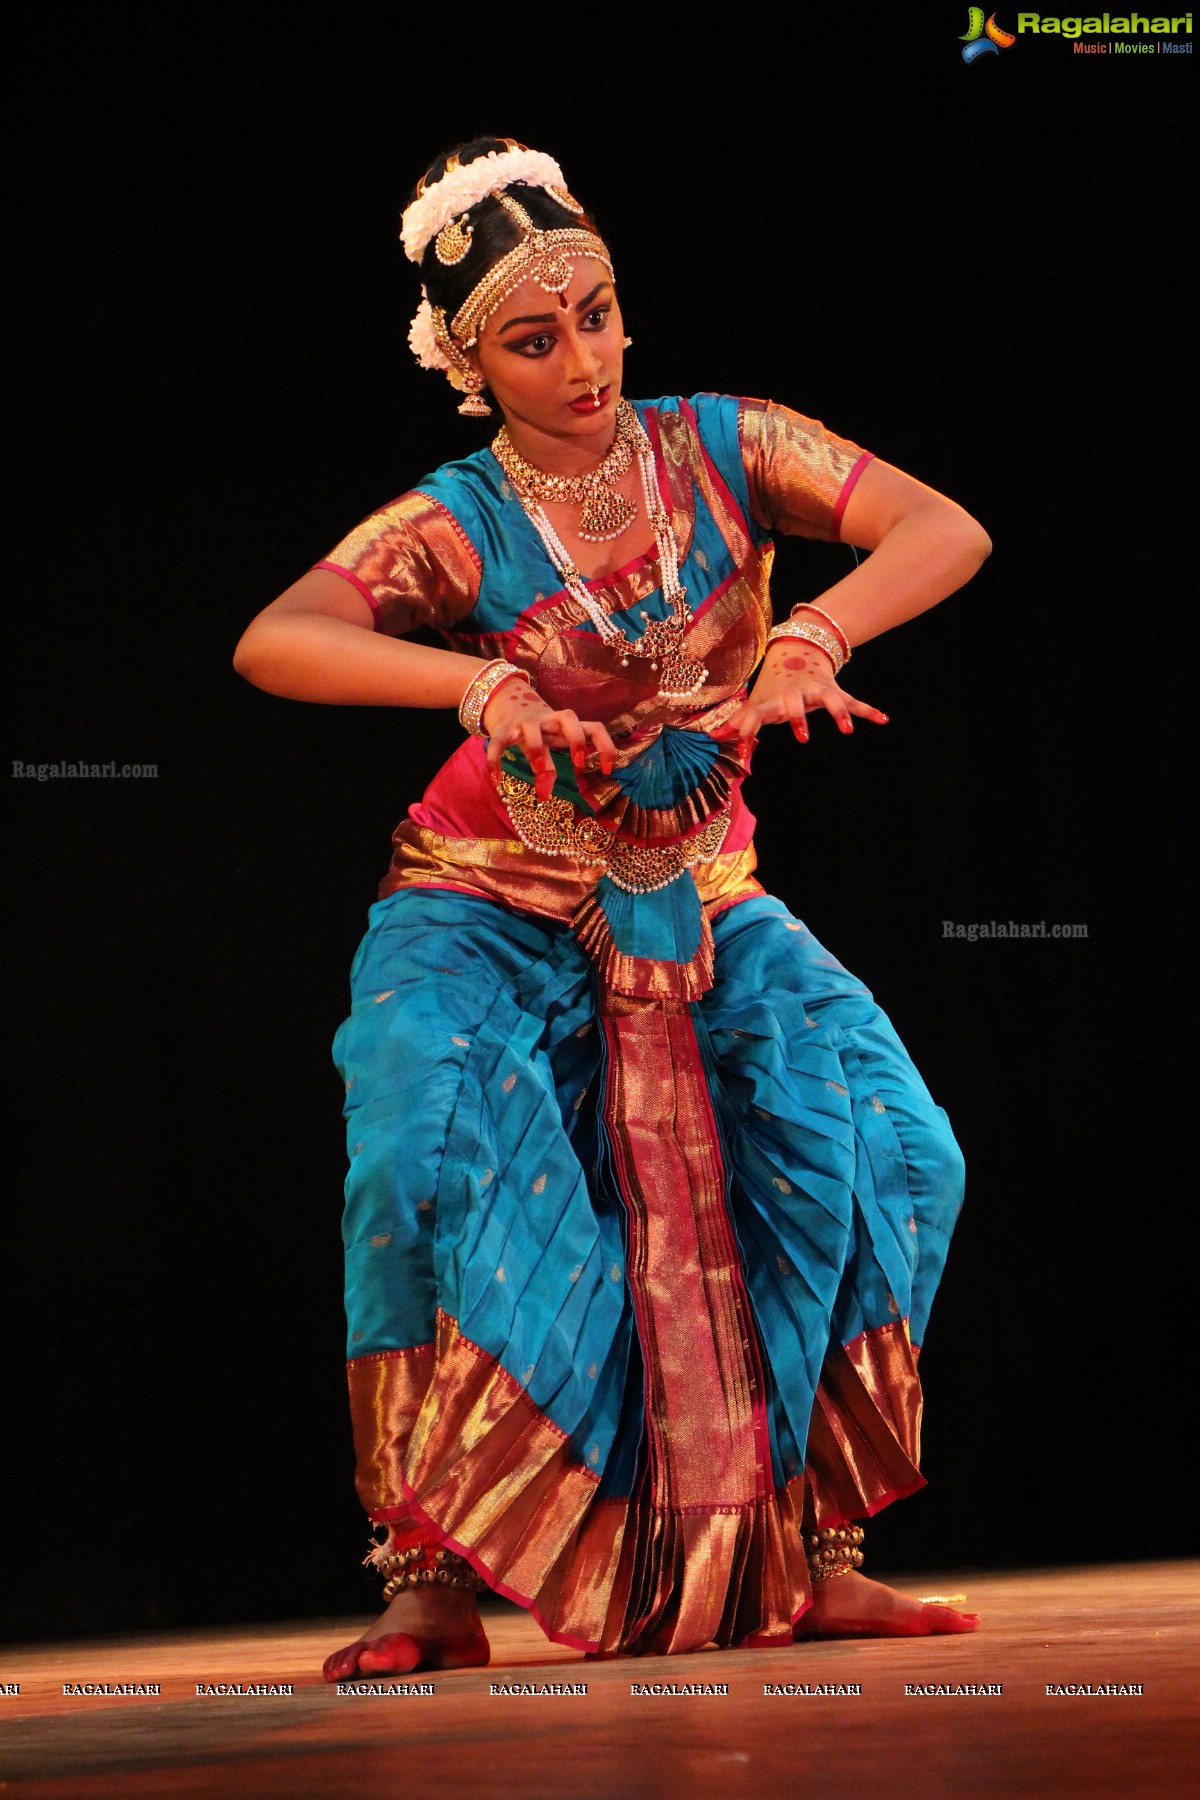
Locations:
878;713;889;723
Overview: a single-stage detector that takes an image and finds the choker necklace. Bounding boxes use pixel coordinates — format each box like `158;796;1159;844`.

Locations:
491;400;641;541
494;404;708;702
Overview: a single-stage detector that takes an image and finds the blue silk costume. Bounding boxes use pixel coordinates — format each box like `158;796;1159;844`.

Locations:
319;395;965;1655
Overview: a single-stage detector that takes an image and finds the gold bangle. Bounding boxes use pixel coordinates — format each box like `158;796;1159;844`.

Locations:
458;659;533;736
765;619;847;675
789;602;851;663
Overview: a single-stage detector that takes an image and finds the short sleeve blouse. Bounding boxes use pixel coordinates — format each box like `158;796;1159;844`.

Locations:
315;395;872;639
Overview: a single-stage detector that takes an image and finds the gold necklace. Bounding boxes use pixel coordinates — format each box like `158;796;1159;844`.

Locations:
501;408;709;702
491;399;641;541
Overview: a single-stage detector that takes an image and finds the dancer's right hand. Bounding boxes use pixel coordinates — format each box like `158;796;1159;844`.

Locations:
482;683;616;797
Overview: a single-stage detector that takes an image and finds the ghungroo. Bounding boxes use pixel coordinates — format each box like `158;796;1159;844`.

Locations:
365;1528;488;1598
804;1522;865;1580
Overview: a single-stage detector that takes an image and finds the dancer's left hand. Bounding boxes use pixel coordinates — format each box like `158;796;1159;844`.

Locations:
709;641;888;759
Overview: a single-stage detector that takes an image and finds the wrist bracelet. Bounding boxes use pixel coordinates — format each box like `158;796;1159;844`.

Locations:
764;619;846;675
789;603;851;664
458;659;534;736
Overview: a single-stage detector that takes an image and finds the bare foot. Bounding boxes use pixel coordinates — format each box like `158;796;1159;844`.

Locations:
322;1584;490;1681
794;1571;980;1639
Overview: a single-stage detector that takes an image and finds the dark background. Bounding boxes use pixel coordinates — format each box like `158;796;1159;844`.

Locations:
5;9;1192;1642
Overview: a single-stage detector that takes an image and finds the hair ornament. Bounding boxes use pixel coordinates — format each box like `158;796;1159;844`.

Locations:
435;212;474;266
407;292;452;372
548;184;585;215
447;192;612;348
404;141;609;420
493;192;573;295
401;145;571;262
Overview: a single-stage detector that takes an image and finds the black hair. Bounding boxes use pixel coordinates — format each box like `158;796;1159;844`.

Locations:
410;136;602;324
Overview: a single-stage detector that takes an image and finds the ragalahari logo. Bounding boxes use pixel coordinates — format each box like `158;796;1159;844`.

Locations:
961;8;1017;58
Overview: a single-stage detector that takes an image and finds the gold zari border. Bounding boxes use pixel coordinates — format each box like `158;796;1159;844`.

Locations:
347;1315;925;1654
379;820;762;921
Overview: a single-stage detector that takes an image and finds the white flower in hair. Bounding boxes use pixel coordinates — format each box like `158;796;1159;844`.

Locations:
400;147;570;263
408;295;450;371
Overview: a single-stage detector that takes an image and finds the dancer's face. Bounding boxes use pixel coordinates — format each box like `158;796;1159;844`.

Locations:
470;257;625;443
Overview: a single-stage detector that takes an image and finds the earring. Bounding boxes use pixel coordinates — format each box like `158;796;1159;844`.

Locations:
430;303;492;416
457;370;492;417
623;336;633;348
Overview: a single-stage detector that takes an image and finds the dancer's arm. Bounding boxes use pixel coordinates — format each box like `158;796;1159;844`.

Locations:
232;570;489;708
232;569;615;786
714;461;989;747
805;459;991;647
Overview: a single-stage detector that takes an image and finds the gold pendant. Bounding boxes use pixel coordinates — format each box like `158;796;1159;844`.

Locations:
534;251;575;294
578;485;638;541
619;614;709;699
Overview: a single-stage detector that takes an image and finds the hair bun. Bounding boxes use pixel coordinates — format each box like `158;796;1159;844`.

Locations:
400;145;571;262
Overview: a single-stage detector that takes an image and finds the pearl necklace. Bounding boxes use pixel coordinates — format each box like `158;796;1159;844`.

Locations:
507;411;709;702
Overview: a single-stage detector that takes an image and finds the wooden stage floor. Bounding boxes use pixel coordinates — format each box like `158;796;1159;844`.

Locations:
2;1561;1196;1799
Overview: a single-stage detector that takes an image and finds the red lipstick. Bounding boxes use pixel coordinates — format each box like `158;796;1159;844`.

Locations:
568;384;611;415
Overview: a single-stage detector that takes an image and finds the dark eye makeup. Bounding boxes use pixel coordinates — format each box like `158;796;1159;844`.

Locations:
509;306;611;357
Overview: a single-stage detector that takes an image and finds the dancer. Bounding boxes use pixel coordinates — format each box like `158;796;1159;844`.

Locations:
233;137;990;1676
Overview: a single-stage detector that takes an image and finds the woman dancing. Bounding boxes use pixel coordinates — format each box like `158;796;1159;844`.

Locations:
233;137;991;1676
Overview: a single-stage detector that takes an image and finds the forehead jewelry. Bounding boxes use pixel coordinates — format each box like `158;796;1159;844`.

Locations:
449;192;612;349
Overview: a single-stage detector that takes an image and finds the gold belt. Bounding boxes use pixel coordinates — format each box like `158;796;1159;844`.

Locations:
497;772;730;896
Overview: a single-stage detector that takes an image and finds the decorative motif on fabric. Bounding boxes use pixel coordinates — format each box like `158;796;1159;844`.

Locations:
585;726;742;845
317;490;481;636
573;886;715;1001
737;397;872;543
593;998;778;1651
344;1315;930;1653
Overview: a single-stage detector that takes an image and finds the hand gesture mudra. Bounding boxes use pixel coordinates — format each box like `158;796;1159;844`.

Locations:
482;677;617;798
710;639;888;758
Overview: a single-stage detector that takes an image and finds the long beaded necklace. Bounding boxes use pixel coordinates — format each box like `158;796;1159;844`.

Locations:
492;403;709;702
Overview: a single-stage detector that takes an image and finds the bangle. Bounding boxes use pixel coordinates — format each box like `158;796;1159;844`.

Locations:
764;619;846;675
458;659;534;736
789;603;851;664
